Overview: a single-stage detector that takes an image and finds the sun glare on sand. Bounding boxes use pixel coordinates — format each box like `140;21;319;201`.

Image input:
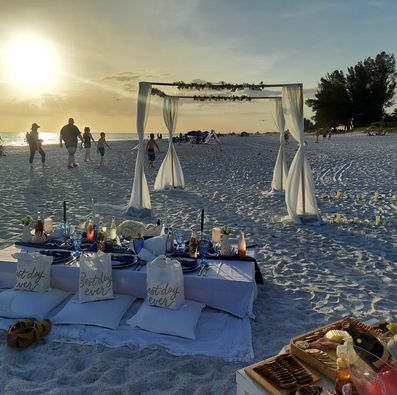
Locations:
4;34;58;88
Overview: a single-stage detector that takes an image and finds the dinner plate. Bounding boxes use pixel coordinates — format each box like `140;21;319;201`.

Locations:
111;254;138;268
39;250;75;264
178;259;201;273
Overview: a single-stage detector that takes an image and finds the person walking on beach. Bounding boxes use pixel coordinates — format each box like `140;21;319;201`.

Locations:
97;132;111;166
315;129;320;143
82;127;96;162
59;118;83;168
27;123;45;169
146;133;160;168
284;129;290;144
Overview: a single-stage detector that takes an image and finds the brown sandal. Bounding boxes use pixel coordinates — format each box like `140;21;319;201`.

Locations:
7;319;51;348
7;318;35;347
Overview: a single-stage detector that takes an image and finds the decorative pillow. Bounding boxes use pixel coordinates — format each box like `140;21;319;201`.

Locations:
52;294;135;330
14;252;53;292
127;299;205;339
0;288;70;319
79;252;113;303
146;255;185;310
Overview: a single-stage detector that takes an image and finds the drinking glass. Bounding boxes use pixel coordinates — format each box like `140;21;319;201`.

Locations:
72;231;82;256
198;240;209;265
61;222;71;239
174;230;185;252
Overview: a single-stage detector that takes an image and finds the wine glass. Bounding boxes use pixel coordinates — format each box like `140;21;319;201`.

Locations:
71;231;82;257
174;230;185;253
198;240;209;265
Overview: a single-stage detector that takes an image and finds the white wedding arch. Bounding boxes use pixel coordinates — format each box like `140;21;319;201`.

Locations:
126;81;320;224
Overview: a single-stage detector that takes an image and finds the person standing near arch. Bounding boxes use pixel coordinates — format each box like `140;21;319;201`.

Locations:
60;118;83;168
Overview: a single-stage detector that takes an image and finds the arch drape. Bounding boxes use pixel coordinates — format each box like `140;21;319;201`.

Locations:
126;82;152;216
282;85;320;223
154;97;185;190
271;98;288;192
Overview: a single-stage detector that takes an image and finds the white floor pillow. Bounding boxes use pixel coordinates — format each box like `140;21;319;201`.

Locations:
52;294;135;330
127;299;205;339
0;288;69;319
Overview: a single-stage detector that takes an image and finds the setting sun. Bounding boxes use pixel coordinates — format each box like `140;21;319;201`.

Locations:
4;34;58;88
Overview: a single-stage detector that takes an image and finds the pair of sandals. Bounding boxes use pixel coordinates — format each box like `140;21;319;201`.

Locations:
7;318;52;348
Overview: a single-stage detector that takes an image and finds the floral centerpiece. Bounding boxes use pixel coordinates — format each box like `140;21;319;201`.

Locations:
220;226;233;235
21;215;33;227
21;215;33;242
117;220;146;241
220;226;234;256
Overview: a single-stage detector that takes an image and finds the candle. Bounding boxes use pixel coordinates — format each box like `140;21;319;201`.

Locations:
374;192;379;201
43;217;53;234
335;213;341;223
63;201;67;223
375;215;381;226
211;227;221;244
353;217;359;224
336;191;342;199
200;209;204;239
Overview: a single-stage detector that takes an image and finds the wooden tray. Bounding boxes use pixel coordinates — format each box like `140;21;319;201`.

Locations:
290;317;388;381
244;353;320;395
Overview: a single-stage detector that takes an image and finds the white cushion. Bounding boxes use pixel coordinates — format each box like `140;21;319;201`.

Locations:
14;252;52;292
79;252;113;303
127;299;205;339
52;294;134;330
0;288;69;319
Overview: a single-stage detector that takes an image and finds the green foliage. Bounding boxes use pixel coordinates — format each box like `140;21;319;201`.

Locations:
307;52;396;128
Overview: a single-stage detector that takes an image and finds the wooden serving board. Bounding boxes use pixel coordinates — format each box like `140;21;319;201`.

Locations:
290;317;388;381
244;353;320;395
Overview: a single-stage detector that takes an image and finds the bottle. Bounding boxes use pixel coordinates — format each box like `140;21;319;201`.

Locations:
189;228;198;258
342;320;391;371
237;230;246;258
109;216;117;242
35;211;44;236
96;221;106;251
166;228;174;255
86;216;94;242
335;354;357;395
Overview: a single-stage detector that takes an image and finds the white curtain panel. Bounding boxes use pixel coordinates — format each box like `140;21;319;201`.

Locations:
127;82;152;212
271;98;288;192
154;97;185;190
282;86;320;223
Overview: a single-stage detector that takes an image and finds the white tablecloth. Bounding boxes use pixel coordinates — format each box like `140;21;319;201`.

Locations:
0;245;257;318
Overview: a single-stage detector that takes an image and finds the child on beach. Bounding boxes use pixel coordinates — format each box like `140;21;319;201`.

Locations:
97;132;111;166
83;127;96;162
146;133;160;168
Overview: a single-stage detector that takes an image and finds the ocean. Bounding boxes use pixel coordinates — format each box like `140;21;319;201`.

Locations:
0;131;147;146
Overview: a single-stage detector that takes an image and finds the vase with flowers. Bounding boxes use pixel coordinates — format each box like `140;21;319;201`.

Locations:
220;226;234;256
21;215;33;242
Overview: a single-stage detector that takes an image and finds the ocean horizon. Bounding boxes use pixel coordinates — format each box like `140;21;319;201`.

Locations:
0;131;147;146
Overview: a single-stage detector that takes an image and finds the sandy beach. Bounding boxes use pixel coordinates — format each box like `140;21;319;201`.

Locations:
0;133;396;394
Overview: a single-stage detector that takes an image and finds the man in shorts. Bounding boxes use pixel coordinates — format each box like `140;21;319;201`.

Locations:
60;118;83;168
146;133;160;168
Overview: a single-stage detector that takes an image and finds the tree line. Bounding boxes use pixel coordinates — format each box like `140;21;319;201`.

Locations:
306;51;397;130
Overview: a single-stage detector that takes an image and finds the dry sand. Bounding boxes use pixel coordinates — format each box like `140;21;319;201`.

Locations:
0;134;396;394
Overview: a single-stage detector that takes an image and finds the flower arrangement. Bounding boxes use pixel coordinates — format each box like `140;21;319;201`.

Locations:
117;220;146;241
21;215;33;226
220;226;233;235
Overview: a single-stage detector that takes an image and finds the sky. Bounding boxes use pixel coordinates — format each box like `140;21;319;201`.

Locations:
0;0;396;134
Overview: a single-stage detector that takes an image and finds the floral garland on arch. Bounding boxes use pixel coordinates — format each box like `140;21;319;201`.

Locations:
151;87;166;98
150;88;253;101
174;81;264;92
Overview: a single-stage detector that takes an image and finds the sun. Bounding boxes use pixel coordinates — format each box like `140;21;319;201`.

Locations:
4;34;58;88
